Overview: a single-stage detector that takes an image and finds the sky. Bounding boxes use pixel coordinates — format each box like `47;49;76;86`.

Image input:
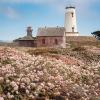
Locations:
0;0;100;41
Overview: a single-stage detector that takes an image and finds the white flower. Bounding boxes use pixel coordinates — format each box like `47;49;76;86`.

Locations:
14;85;18;91
10;81;16;87
26;89;29;95
37;85;42;91
40;83;45;87
15;91;19;94
47;83;54;89
0;97;4;100
27;85;31;89
6;79;10;83
7;92;14;99
20;74;24;77
29;95;35;99
21;77;30;84
20;83;25;88
30;83;36;88
10;81;18;91
34;91;38;96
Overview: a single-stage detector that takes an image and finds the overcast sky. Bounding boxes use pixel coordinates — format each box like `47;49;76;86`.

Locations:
0;0;100;41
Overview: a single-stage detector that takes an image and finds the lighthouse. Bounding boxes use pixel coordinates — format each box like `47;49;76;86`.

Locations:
64;6;79;36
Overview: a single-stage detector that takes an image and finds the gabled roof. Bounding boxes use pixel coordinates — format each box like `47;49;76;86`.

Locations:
37;27;65;37
14;36;35;41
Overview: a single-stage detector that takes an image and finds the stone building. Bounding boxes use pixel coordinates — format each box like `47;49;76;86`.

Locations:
37;27;65;48
14;27;36;47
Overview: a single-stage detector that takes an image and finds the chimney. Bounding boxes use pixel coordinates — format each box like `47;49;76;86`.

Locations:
27;26;33;37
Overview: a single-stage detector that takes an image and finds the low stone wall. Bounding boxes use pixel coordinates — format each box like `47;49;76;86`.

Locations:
66;36;97;42
66;36;100;46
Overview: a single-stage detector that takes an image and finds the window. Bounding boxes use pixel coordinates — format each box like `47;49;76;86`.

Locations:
42;39;45;44
55;39;58;45
71;13;74;17
72;27;74;32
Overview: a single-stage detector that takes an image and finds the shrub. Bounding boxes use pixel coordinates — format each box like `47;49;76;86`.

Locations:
72;46;86;52
27;48;60;55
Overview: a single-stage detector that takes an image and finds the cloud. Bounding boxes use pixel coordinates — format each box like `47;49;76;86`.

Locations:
0;6;20;19
0;0;100;11
51;0;100;19
0;0;100;20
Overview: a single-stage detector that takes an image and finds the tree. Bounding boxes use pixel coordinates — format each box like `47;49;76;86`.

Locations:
91;31;100;40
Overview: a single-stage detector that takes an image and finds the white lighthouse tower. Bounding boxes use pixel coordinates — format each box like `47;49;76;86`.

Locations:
64;6;79;36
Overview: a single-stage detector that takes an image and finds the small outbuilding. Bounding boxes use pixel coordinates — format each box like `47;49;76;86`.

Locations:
14;27;36;47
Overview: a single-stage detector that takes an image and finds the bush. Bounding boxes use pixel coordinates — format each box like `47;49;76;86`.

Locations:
72;46;86;52
91;31;100;40
27;48;60;55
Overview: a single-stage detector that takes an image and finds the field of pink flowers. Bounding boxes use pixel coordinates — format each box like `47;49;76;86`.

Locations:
0;47;100;100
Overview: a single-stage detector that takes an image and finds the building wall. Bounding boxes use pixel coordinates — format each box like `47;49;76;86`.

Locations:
14;36;99;47
37;36;63;47
17;40;35;47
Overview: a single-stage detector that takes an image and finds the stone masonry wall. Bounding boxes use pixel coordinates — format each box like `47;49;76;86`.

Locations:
66;36;97;42
37;36;63;47
66;36;100;46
